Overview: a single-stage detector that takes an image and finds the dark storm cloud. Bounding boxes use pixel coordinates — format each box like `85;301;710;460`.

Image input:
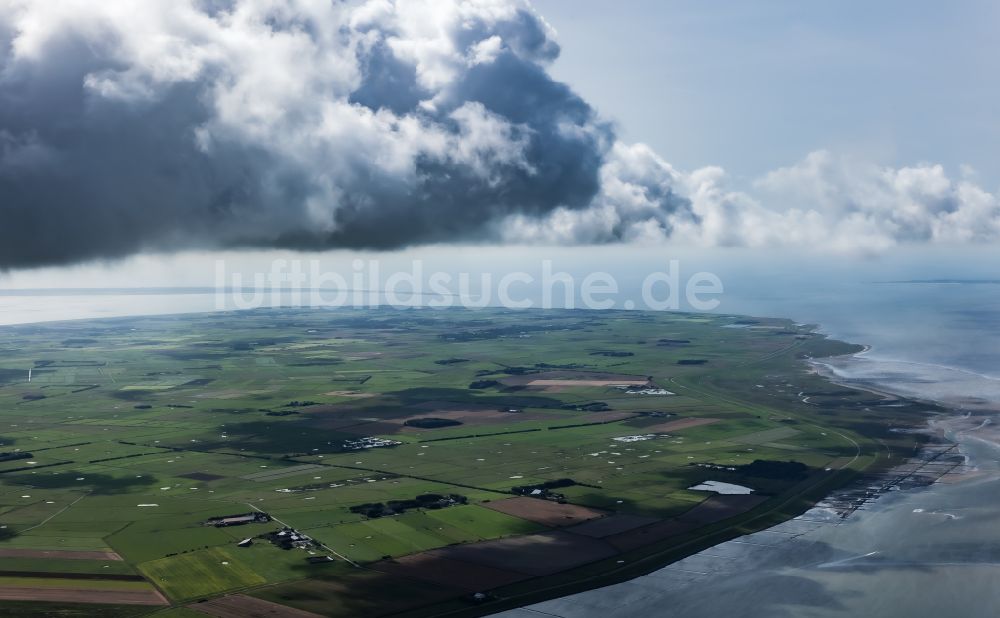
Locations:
2;1;996;265
2;0;680;268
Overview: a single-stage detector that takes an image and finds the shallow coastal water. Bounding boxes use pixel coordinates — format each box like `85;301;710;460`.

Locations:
497;469;1000;618
496;281;1000;617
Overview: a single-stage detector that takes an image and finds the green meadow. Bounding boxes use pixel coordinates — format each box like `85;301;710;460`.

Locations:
0;307;936;615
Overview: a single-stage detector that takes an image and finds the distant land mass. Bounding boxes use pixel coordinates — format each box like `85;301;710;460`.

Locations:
878;279;1000;285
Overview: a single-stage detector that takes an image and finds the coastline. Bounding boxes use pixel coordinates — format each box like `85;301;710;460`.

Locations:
494;340;995;618
1;302;991;617
812;348;1000;465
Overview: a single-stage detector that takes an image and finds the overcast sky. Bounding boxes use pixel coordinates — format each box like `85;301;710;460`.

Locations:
1;0;998;287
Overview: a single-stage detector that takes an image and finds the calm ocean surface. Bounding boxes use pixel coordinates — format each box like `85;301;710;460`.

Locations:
2;278;1000;617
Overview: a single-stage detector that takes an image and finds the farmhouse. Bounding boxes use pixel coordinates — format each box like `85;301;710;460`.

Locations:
342;436;402;451
306;555;334;564
267;527;316;550
205;511;271;527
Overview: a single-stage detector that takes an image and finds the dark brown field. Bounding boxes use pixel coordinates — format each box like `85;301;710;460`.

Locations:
0;548;123;561
604;520;699;552
426;531;617;576
191;594;326;617
564;513;660;538
483;497;607;527
372;553;530;592
0;586;167;605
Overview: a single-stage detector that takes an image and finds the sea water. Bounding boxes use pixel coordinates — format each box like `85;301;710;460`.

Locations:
497;279;1000;618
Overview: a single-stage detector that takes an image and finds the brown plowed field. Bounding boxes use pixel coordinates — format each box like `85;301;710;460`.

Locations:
372;553;530;591
482;497;607;527
191;594;326;617
426;531;617;576
0;548;122;561
0;586;166;605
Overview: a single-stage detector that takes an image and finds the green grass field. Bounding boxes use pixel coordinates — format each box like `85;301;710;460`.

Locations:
138;547;265;600
0;307;938;615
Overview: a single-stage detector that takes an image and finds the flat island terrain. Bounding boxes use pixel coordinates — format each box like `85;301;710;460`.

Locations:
0;308;936;617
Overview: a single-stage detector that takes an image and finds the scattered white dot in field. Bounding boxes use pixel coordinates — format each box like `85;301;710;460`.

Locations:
20;495;29;498
687;456;694;459
45;501;54;504
509;475;523;479
420;446;429;449
913;508;924;513
221;561;229;565
314;477;321;480
355;461;362;464
476;458;485;461
607;461;615;464
160;487;171;490
76;477;85;481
